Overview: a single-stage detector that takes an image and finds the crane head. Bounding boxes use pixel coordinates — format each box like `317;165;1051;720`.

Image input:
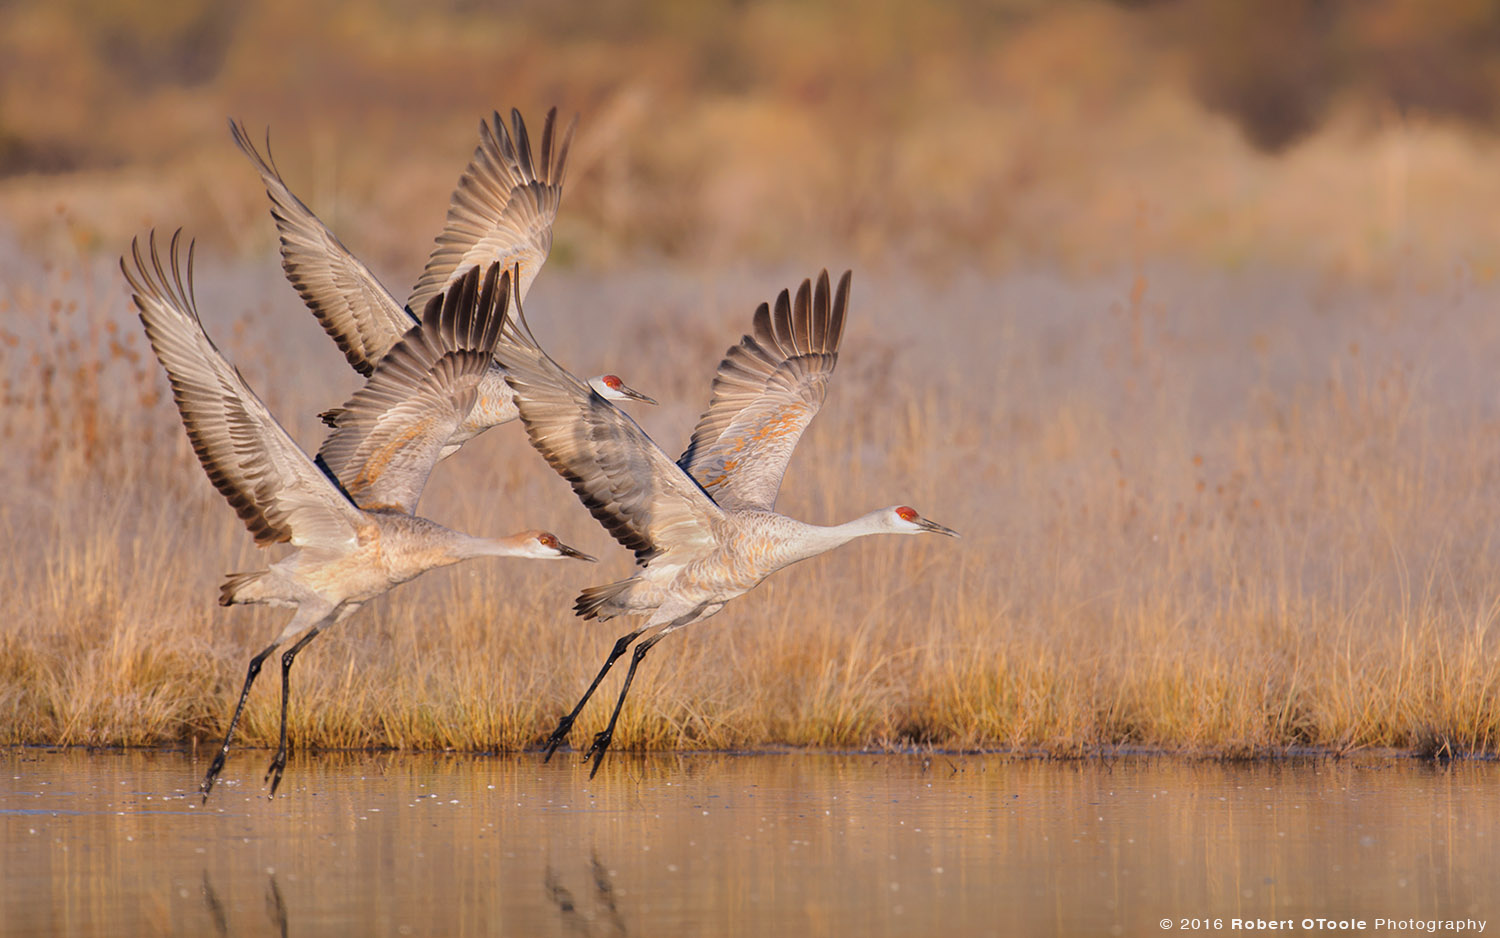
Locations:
529;531;598;561
590;374;658;405
893;505;959;538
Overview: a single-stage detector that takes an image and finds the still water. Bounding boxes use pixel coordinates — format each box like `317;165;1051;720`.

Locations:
1;749;1494;937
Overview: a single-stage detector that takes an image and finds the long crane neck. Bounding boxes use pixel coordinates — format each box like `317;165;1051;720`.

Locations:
447;531;543;561
779;509;898;565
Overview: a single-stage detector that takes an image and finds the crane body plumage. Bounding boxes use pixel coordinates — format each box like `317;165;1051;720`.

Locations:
494;268;958;775
575;510;919;620
124;241;593;799
221;513;567;611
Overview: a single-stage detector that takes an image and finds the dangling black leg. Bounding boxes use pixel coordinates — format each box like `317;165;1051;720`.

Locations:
542;628;644;761
584;633;666;778
265;627;322;797
201;641;280;802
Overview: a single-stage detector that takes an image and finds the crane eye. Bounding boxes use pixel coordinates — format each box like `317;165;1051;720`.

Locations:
602;375;621;389
896;506;918;523
539;533;558;548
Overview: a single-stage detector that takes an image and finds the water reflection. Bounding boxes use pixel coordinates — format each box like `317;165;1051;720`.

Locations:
545;851;628;937
1;750;1495;936
200;870;229;937
199;869;289;938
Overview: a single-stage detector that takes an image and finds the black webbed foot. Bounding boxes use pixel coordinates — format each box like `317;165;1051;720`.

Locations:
264;751;288;798
542;714;576;762
200;751;229;802
584;729;614;778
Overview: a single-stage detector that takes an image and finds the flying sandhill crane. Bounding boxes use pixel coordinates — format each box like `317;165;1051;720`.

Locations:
228;107;655;462
123;239;595;800
494;269;959;776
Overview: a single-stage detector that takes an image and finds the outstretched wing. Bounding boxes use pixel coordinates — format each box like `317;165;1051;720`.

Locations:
316;263;510;514
230;119;416;376
405;107;576;316
122;230;367;553
495;294;722;564
677;270;851;512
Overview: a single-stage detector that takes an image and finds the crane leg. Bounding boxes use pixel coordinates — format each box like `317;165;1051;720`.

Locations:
264;627;323;797
200;641;280;802
542;628;644;761
584;633;666;778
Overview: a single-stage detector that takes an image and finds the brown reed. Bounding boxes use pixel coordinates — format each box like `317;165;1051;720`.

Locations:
4;239;1500;758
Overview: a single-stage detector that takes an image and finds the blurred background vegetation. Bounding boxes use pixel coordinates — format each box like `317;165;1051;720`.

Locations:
8;1;1500;754
3;0;1500;279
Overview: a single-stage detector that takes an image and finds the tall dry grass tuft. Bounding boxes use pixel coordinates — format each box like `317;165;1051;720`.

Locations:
5;0;1500;762
5;241;1500;757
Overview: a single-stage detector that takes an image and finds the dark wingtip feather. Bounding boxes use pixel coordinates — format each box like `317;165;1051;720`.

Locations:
228;118;285;184
227;117;255;162
750;300;772;347
486;264;512;353
538;107;557;183
768;288;792;356
471;261;509;354
811;269;831;351
420;289;444;329
436;265;481;348
421;262;509;357
490;109;517;167
829;270;851;353
554;112;579;187
791;278;812;353
227;116;248;151
462;263;492;349
510;107;536;181
131;227;198;328
479;112;502;165
457;265;481;343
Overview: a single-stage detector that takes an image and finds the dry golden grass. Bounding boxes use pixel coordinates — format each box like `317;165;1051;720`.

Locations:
5;1;1500;758
4;238;1500;758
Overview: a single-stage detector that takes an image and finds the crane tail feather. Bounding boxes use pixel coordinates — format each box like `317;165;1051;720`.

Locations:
574;579;634;620
219;571;272;606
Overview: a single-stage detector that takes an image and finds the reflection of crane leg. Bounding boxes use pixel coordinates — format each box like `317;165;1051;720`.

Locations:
265;625;325;797
201;870;230;938
591;850;628;936
542;627;645;761
266;873;289;938
584;632;668;778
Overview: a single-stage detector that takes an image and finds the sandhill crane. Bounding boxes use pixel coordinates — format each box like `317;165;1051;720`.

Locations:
123;238;595;800
228;107;654;461
494;269;959;776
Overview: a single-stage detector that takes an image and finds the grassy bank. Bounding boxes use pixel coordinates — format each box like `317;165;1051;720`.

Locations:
4;0;1500;758
4;247;1499;757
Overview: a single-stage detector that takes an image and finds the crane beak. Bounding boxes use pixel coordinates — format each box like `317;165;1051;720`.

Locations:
918;518;960;538
555;542;598;562
617;383;657;405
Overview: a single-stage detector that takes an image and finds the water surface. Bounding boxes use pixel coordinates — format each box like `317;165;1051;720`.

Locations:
1;750;1495;936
